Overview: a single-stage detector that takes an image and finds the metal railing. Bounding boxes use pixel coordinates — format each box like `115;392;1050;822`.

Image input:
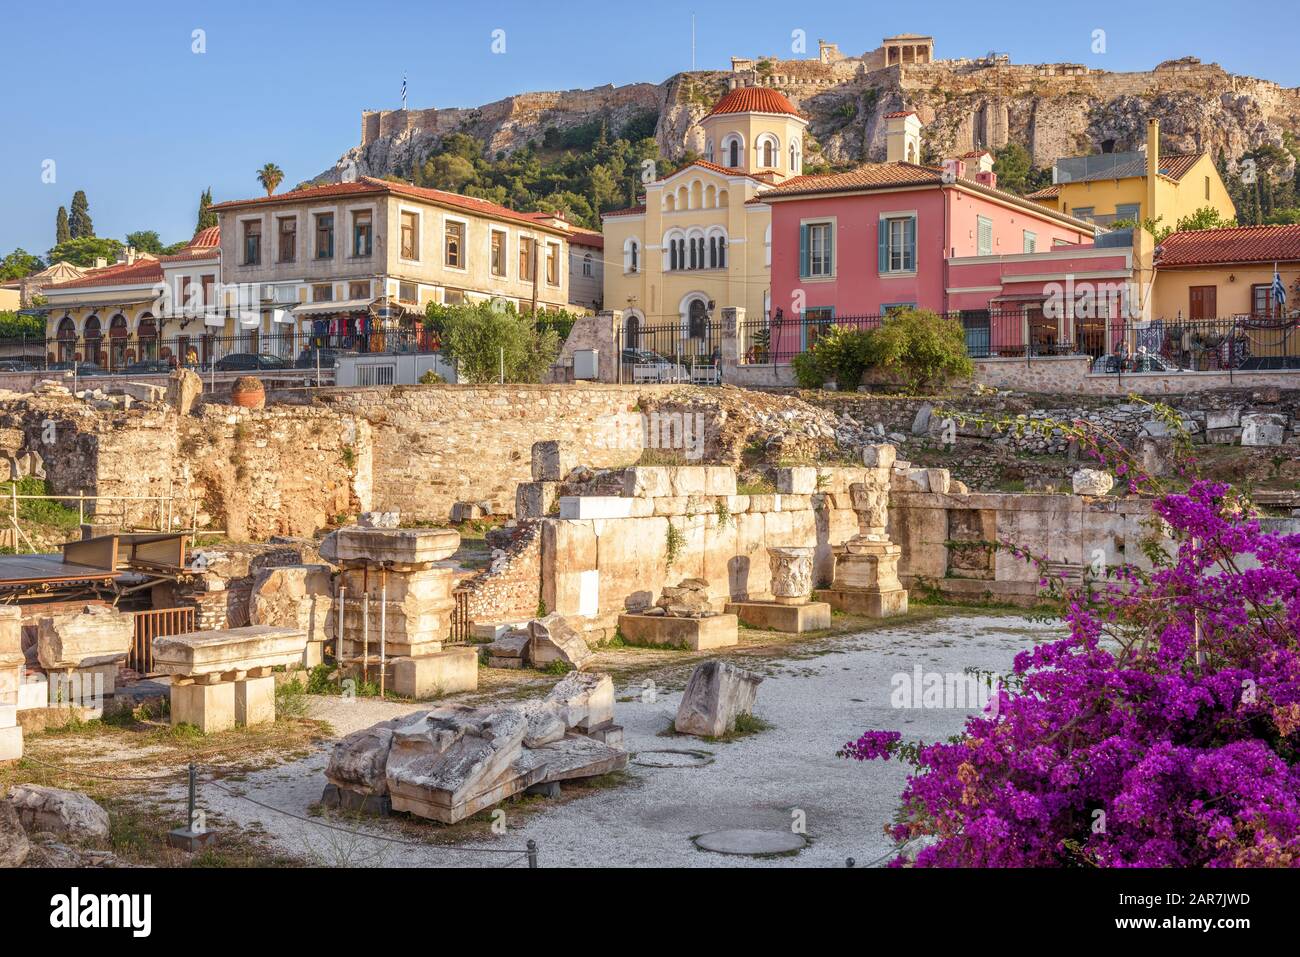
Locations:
616;319;724;385
736;312;1300;373
130;606;196;674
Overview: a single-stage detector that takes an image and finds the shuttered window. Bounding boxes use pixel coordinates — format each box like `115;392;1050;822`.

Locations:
976;216;993;256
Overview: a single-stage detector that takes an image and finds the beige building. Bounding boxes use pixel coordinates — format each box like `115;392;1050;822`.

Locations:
601;86;807;358
211;177;574;352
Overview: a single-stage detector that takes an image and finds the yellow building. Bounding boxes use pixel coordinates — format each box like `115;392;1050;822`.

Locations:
1028;120;1235;230
601;86;807;356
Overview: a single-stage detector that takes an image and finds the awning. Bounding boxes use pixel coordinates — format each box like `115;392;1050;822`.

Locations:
292;299;372;315
989;292;1050;303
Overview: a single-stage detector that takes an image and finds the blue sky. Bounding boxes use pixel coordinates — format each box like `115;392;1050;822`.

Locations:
2;0;1295;255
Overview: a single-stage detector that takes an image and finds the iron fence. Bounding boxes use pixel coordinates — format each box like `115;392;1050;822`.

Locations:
616;318;724;385
0;329;443;375
735;311;1300;373
130;606;196;675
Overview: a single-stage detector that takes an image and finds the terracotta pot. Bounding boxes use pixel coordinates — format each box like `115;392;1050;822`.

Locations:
230;376;265;410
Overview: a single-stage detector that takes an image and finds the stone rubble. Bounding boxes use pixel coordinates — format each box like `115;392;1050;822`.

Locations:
674;660;764;738
323;673;626;824
654;578;716;618
1071;468;1115;496
6;784;111;841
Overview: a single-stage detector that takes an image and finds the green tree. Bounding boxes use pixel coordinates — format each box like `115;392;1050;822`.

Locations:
46;236;123;268
0;249;45;282
863;308;974;391
1173;206;1237;232
124;230;165;254
424;300;560;383
195;187;217;234
0;311;45;338
421;154;477;191
256;163;285;196
69;190;93;238
991;143;1052;196
55;206;70;244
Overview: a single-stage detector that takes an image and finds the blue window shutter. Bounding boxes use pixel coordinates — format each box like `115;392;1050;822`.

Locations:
799;224;808;278
904;217;916;269
877;219;888;272
826;226;834;275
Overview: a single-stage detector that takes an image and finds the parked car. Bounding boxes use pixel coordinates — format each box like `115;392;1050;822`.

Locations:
120;359;173;375
0;358;38;372
213;353;291;372
295;347;357;370
1090;352;1183;374
45;361;113;376
621;347;689;382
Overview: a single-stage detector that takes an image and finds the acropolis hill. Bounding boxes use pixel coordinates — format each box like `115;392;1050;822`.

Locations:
325;34;1300;183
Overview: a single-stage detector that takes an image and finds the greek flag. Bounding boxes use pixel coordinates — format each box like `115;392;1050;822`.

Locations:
1272;264;1287;311
401;73;407;110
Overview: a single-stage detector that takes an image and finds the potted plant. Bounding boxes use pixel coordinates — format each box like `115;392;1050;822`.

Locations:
230;375;265;409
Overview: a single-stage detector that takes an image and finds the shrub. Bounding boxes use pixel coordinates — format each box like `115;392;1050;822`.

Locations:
791;325;874;389
424;300;560;383
862;308;972;392
845;411;1300;867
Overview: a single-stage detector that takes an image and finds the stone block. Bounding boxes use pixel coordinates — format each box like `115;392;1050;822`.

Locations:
669;467;709;496
249;564;334;643
472;621;531;642
392;647;479;698
529;614;593;669
6;784;109;841
767;546;814;601
36;605;134;670
703;467;738;496
617;612;739;651
775;467;817;494
531;440;575;482
234;674;276;727
623;466;672;498
1072;469;1114;496
1205;427;1240;445
925;469;951;495
153;625;307;677
674;660;763;738
1242;413;1286;447
725;600;832;633
320;526;459;565
544;671;615;731
1205;409;1241;431
0;704;14;728
558;496;634;520
0;607;21;668
861;444;896;469
170;680;237;733
516;481;560;519
0;725;21;761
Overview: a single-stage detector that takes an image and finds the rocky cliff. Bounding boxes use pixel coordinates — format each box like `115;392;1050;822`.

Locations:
322;55;1300;183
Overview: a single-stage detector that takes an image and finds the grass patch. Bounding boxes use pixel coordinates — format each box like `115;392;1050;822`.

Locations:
1;476;82;531
656;711;773;743
737;478;776;495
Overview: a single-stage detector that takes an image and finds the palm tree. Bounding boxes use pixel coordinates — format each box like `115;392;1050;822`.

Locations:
256;163;285;196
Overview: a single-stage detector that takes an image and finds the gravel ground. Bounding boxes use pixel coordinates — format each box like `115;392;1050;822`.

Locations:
182;613;1060;867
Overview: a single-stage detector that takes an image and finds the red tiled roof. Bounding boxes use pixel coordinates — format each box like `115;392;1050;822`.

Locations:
190;225;220;247
705;87;803;119
602;205;646;219
210;177;571;233
1156;224;1300;267
45;257;163;291
883;110;918;119
755;161;1097;230
1026;184;1061;199
567;230;604;249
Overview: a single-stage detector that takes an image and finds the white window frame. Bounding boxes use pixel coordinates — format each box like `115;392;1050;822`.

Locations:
976;215;993;256
802;217;836;279
880;209;917;275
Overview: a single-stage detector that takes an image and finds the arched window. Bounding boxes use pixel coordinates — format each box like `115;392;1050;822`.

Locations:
84;316;102;366
137;314;159;360
724;135;742;168
705;139;714;163
789;139;802;173
57;316;76;363
624;313;640;349
758;133;779;168
582;253;593;277
623;236;640;274
687;298;709;340
108;314;129;370
709;236;717;269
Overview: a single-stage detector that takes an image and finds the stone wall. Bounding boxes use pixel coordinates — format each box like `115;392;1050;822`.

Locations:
537;465;872;637
460;521;542;623
317;384;669;521
973;357;1300;396
889;486;1163;605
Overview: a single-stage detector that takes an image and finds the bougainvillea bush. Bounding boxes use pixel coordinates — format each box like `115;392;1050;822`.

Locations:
846;416;1300;866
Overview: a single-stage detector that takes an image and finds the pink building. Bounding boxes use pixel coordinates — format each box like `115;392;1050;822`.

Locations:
756;113;1132;360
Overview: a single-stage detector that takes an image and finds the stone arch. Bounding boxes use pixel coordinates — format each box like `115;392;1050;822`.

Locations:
756;132;781;169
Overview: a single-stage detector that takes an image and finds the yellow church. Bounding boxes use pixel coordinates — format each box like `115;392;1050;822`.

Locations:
601;85;807;363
